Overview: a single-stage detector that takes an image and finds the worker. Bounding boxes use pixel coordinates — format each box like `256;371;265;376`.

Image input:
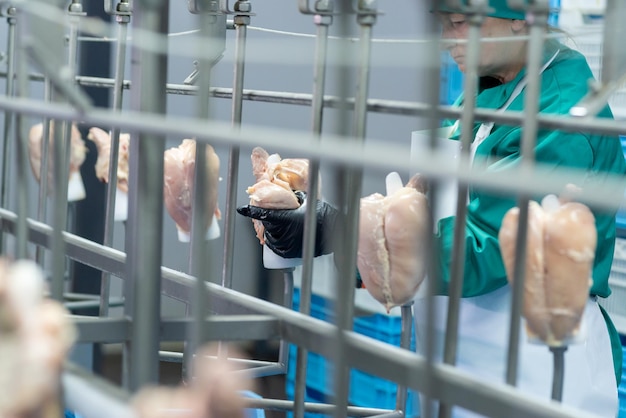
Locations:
237;0;626;416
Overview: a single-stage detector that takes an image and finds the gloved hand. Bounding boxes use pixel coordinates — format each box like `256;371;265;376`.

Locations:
237;191;339;259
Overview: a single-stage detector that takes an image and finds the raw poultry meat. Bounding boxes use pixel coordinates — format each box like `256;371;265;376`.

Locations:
131;343;252;418
28;122;87;195
87;127;131;193
498;194;596;346
357;173;430;313
246;147;316;245
0;258;77;418
163;139;221;238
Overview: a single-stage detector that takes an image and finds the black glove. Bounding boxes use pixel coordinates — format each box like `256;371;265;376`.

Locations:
237;191;339;259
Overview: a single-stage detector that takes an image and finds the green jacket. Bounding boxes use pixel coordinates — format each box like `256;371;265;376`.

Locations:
435;39;626;384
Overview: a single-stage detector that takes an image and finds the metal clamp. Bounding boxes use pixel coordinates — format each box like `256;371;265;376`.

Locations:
188;0;219;15
219;0;254;16
299;0;334;15
104;0;132;16
68;0;87;16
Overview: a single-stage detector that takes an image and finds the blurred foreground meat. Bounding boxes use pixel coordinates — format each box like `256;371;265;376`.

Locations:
87;127;131;193
0;258;77;418
131;344;253;418
357;174;430;313
163;139;221;237
246;147;315;245
498;194;596;346
28;122;87;192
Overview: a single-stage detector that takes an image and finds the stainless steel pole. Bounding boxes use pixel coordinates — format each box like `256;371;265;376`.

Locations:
438;4;486;417
124;0;169;392
505;1;550;387
99;0;131;318
294;3;333;417
0;6;16;254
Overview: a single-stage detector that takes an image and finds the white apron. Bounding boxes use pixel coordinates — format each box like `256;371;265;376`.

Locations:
411;51;619;418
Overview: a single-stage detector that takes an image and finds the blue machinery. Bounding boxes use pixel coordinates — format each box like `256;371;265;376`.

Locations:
0;1;625;418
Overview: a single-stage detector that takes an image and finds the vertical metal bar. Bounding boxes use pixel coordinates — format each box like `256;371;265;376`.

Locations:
221;1;249;292
13;7;29;260
0;6;17;254
213;0;248;371
99;4;131;318
438;7;486;418
601;0;626;86
395;302;414;415
187;5;222;368
422;1;444;416
35;84;52;266
294;4;332;418
332;3;375;417
505;2;549;387
49;2;83;302
125;0;169;392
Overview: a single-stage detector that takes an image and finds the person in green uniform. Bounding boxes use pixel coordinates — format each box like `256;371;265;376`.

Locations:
238;1;625;416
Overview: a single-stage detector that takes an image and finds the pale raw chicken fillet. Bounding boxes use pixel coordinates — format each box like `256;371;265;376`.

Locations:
247;147;316;245
87;126;131;193
498;195;596;346
132;343;252;418
28;122;87;189
164;139;221;235
357;174;430;313
0;259;77;417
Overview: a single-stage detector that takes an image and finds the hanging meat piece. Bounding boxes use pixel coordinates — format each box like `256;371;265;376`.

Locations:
131;343;252;418
357;173;430;313
163;139;221;237
87;127;131;193
498;194;596;346
0;259;76;417
246;147;316;245
28;122;87;191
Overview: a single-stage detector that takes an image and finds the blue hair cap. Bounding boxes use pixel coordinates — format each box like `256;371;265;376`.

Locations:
436;0;527;20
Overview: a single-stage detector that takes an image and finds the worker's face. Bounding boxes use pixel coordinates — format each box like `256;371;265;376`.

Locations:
438;13;526;77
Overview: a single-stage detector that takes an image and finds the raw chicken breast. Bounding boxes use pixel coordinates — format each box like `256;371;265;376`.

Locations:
0;259;77;417
357;174;430;313
246;147;316;245
498;195;596;346
164;139;221;236
87;126;131;193
132;343;251;418
28;122;87;188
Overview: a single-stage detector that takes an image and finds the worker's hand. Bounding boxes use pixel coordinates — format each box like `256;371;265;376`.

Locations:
237;191;339;258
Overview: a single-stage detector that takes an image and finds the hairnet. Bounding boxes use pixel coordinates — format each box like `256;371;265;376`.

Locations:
436;0;526;20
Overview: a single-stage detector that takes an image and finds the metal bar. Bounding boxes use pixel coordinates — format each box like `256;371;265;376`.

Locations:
294;3;332;418
35;81;52;266
63;363;135;418
0;6;16;255
13;6;29;259
244;397;393;416
506;4;549;387
100;4;131;318
72;316;131;343
220;2;248;293
331;5;376;418
160;315;281;341
65;297;124;310
438;8;486;418
550;346;566;402
124;0;169;392
395;303;413;414
2;80;626;137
